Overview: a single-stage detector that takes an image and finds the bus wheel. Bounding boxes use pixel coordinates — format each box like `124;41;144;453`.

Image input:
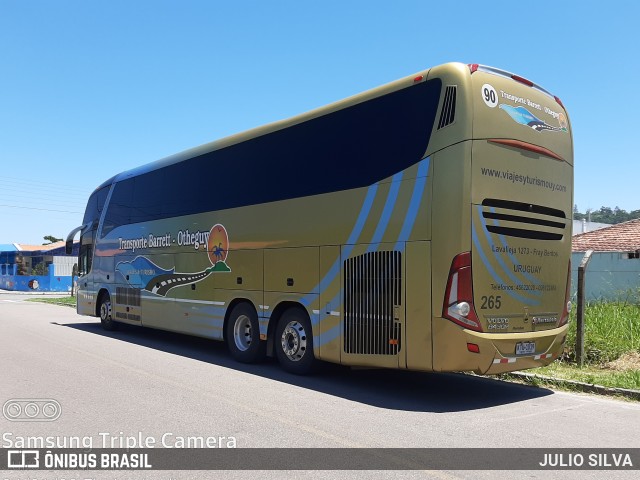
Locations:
98;293;118;331
226;303;266;363
275;307;316;375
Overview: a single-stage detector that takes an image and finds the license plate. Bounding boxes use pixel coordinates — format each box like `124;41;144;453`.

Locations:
515;341;535;355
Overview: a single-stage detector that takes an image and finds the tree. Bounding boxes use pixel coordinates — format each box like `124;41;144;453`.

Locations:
32;261;49;276
43;235;63;245
573;205;640;225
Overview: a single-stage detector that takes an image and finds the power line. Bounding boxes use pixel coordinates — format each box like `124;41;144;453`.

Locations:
1;176;89;194
0;204;81;214
0;183;87;197
0;190;84;207
0;184;89;200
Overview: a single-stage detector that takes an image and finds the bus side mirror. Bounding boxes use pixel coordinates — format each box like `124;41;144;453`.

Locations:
65;225;85;255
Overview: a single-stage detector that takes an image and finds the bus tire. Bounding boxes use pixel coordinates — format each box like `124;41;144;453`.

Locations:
275;307;316;375
226;303;266;363
98;292;118;331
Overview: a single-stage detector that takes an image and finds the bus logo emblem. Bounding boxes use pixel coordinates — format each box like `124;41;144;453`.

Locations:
499;104;567;133
207;224;231;272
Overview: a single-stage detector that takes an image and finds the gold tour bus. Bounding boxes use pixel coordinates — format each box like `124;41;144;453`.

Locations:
67;63;573;375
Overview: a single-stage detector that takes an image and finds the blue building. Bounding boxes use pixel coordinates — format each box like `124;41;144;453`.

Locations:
0;241;79;292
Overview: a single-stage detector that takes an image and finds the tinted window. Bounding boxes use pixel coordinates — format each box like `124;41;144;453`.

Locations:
190;78;442;211
101;79;441;229
82;186;110;226
161;161;208;218
131;169;164;223
102;178;134;236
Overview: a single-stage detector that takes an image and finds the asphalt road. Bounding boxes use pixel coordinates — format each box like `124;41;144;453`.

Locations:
1;291;639;480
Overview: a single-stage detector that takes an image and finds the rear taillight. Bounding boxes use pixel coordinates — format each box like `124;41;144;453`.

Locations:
442;252;482;331
468;64;479;74
559;260;572;326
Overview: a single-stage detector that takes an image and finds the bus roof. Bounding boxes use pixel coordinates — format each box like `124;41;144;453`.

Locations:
95;62;566;191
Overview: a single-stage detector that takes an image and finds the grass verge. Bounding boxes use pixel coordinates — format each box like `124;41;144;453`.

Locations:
532;354;640;391
506;357;640;393
27;296;76;308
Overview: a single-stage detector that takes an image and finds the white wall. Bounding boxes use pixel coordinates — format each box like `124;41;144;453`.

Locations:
571;251;640;302
52;256;76;276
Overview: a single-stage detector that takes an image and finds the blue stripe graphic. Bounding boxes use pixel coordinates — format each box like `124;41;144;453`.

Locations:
394;157;429;251
366;172;403;252
317;158;431;347
301;183;379;308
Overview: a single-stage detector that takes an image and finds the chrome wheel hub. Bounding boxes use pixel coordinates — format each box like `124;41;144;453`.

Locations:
100;301;112;321
233;314;253;351
280;320;307;362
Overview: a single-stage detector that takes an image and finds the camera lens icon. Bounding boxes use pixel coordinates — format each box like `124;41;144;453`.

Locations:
3;399;61;422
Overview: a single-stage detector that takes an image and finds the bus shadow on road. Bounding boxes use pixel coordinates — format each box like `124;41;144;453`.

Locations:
58;320;554;413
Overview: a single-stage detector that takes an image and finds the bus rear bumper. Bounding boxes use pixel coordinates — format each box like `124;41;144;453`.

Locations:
432;318;569;374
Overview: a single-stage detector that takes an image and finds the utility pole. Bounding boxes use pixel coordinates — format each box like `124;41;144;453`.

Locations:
576;250;593;367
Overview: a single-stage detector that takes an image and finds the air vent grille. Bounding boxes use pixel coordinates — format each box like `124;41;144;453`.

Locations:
481;199;567;241
437;85;457;129
116;287;141;307
344;251;401;355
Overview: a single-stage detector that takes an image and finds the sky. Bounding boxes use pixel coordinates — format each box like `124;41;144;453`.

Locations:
1;0;638;245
